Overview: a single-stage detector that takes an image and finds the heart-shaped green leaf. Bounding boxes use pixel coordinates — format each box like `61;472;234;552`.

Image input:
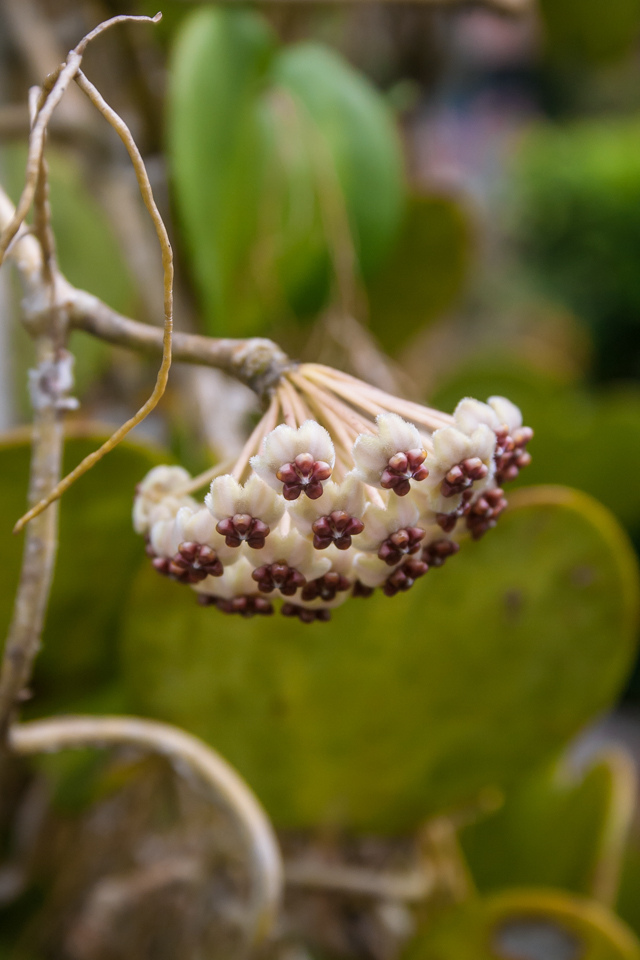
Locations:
402;889;640;960
120;486;639;833
460;749;636;901
0;431;165;714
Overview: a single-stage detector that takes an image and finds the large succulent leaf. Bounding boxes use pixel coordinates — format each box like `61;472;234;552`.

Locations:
402;889;640;960
120;486;639;833
460;749;636;901
0;431;164;714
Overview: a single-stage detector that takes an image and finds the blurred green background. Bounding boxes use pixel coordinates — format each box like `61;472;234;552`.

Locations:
3;1;640;957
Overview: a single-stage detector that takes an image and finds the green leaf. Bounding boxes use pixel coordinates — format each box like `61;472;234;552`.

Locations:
1;145;137;398
539;0;640;65
402;889;640;960
273;42;404;280
509;118;640;379
0;431;165;714
168;7;276;336
460;749;636;900
120;486;639;833
1;145;136;317
367;194;471;353
168;8;404;335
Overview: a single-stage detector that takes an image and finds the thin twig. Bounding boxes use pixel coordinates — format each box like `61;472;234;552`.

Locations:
68;289;292;393
9;715;283;942
0;338;65;740
13;48;173;534
0;14;162;266
284;858;434;903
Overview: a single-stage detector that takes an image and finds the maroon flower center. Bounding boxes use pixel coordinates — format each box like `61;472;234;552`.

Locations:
378;526;425;566
301;571;351;602
151;541;223;584
383;557;429;597
252;562;306;596
494;426;533;485
216;513;270;548
312;510;364;550
441;457;488;498
276;453;332;501
436;488;475;532
422;538;459;568
198;594;273;617
380;448;428;497
281;603;331;624
465;488;507;540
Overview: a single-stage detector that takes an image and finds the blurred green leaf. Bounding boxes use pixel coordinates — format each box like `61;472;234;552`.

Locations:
402;889;640;959
539;0;640;66
460;750;635;899
121;486;639;833
429;365;640;533
168;7;404;336
0;431;165;714
273;42;404;280
1;144;136;398
1;145;135;317
510;118;640;379
367;194;471;353
168;7;277;337
618;842;640;938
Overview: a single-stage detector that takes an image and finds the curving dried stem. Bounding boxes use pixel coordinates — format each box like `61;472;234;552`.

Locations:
13;41;174;534
10;715;283;943
0;14;162;266
0;337;65;741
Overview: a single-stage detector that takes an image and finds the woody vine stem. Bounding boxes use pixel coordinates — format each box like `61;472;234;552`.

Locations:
0;13;287;943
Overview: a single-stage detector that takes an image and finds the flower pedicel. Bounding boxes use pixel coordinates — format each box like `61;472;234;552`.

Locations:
134;364;532;623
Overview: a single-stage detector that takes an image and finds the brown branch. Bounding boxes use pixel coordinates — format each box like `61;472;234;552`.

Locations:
0;179;291;395
284;858;435;902
10;715;283;943
67;289;292;396
0;337;66;740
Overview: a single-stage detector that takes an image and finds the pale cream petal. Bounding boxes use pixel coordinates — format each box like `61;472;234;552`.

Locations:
262;423;299;468
243;473;286;525
432;426;473;472
339;472;366;518
205;474;241;520
352;552;399;588
297;419;335;466
149;517;181;558
488;396;523;432
352;434;388;484
376;412;422;453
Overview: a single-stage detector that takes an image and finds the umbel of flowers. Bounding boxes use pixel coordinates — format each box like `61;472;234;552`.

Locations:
134;364;532;624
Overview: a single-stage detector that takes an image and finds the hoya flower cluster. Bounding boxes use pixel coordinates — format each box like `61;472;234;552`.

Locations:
133;364;532;624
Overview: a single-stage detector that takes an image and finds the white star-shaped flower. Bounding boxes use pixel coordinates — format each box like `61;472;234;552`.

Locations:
287;472;366;549
352;413;429;496
251;420;335;500
421;423;496;515
133;465;192;535
205;473;285;548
